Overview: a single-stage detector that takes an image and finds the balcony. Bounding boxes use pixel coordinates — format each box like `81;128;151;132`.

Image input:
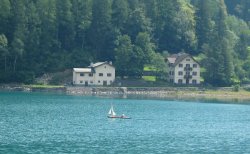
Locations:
184;67;193;71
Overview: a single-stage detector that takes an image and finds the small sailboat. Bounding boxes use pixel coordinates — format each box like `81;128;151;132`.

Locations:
107;105;131;119
108;105;117;118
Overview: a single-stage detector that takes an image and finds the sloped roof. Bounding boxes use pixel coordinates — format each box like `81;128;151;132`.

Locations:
89;62;106;67
89;61;114;68
73;62;114;73
166;53;197;66
73;68;92;73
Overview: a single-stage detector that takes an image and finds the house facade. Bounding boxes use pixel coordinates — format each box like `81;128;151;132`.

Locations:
73;62;115;86
166;53;200;84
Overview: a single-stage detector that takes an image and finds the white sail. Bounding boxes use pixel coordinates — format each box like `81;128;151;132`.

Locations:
108;105;116;116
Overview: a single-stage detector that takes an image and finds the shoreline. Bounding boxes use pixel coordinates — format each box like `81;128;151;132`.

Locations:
1;85;250;102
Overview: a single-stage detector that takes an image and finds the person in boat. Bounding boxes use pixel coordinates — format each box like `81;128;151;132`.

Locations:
121;114;125;118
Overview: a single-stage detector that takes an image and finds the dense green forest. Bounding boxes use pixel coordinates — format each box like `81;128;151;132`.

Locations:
0;0;249;86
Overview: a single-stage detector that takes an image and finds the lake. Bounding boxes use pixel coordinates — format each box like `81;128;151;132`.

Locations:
1;92;250;153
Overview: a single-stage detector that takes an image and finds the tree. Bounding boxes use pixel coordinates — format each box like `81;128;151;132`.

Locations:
0;34;8;71
225;0;250;24
216;0;234;85
126;8;152;41
23;1;41;72
56;0;75;50
159;0;197;52
11;37;24;72
134;32;155;64
112;0;129;33
0;0;11;34
10;0;27;72
235;31;250;60
150;53;168;80
0;0;10;18
36;0;59;72
203;0;234;86
114;35;133;78
196;0;214;51
89;0;114;61
72;0;92;49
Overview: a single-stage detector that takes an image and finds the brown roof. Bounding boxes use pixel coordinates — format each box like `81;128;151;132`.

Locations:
167;53;191;66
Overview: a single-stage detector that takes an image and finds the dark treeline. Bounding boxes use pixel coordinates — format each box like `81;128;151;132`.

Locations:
0;0;249;86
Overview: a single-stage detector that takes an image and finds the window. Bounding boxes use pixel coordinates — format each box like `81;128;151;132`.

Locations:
110;80;113;84
192;72;197;76
80;73;84;76
107;73;112;77
178;71;183;76
89;73;93;77
170;79;174;83
192;80;197;84
80;81;83;83
186;64;190;67
98;80;100;83
90;81;93;84
178;79;183;84
193;64;197;68
186;59;190;61
179;64;183;67
99;73;103;76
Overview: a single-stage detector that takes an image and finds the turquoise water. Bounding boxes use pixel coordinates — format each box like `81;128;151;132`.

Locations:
1;92;250;153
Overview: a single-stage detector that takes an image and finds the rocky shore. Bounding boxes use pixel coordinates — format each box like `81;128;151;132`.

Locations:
66;86;199;95
1;85;250;101
0;85;66;93
66;86;250;101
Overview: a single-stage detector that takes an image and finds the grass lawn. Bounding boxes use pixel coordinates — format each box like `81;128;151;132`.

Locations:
26;84;65;88
143;65;157;82
142;76;156;82
144;65;156;71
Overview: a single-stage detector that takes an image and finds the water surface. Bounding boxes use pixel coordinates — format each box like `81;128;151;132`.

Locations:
1;92;250;153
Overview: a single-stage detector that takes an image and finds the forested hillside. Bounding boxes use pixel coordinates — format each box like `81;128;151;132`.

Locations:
0;0;249;86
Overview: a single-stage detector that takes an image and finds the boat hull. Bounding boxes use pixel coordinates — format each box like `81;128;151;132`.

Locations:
107;116;131;119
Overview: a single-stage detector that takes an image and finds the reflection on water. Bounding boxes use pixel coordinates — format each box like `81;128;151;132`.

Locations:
0;92;250;153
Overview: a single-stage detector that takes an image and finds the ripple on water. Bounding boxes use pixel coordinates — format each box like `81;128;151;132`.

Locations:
1;92;250;153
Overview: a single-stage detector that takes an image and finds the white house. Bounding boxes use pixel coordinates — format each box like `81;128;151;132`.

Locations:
166;53;200;84
73;62;115;86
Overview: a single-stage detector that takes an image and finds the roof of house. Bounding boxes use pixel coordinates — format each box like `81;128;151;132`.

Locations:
73;62;114;73
89;61;114;68
73;68;92;73
166;53;198;66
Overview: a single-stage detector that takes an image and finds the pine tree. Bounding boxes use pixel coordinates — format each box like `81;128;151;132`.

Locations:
24;1;41;72
10;0;27;72
56;0;75;50
72;0;92;49
112;0;129;32
204;0;234;86
196;0;214;51
0;34;8;72
89;0;114;60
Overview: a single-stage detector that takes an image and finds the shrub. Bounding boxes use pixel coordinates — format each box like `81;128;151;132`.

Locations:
232;84;240;92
